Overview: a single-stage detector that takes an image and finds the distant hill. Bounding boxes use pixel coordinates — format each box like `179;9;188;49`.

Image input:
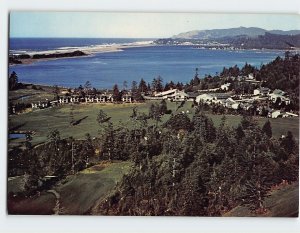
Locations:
154;27;300;49
217;32;300;49
172;27;300;39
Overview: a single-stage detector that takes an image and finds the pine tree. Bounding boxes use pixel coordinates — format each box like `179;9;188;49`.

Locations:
113;84;121;101
138;78;148;93
262;120;272;138
235;124;245;141
9;71;18;90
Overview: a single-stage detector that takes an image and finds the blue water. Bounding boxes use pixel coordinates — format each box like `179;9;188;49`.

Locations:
9;133;26;139
9;38;284;89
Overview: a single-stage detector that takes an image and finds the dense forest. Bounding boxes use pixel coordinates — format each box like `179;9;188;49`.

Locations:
91;110;298;216
8;103;299;215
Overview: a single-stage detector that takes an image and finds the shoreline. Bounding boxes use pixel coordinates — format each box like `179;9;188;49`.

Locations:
9;41;155;66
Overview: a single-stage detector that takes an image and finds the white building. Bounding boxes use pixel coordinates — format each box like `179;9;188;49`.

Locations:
224;98;240;109
196;93;231;105
195;93;214;104
268;89;290;105
220;83;231;91
154;89;188;101
122;94;132;103
268;110;282;118
169;90;189;101
248;73;255;80
253;87;270;96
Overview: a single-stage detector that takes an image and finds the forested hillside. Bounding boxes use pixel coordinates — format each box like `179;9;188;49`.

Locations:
222;33;300;49
92;112;298;216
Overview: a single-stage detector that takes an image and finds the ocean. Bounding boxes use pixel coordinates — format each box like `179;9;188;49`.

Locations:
9;38;284;89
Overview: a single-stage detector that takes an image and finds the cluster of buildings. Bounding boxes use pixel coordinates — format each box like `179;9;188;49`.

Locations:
29;77;298;119
31;92;133;109
141;82;297;118
194;84;296;118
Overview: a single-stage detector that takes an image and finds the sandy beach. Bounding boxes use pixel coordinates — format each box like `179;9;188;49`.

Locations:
9;41;154;65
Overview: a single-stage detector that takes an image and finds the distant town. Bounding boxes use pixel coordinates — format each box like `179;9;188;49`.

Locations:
11;69;298;121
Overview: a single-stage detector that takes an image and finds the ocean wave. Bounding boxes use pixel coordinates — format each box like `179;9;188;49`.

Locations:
91;61;108;64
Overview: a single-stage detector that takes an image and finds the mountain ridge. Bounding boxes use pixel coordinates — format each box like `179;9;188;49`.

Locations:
172;27;300;39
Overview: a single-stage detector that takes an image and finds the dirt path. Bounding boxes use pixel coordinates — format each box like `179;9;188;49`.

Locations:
47;189;62;215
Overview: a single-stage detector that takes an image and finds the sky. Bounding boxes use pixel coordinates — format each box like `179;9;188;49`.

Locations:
10;12;300;38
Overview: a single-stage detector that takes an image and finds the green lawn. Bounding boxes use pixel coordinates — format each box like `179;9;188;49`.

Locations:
9;101;298;147
9;85;58;105
7;161;132;215
206;114;299;141
57;161;132;215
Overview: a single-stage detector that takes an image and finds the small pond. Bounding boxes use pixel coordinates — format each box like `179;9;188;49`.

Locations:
9;133;26;139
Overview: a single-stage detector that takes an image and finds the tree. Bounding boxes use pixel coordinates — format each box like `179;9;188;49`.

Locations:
235;124;245;142
262;120;272;138
148;103;161;126
25;133;33;150
47;129;61;157
9;71;19;90
123;80;128;90
132;80;142;101
192;112;216;143
152;76;163;92
102;122;115;161
48;129;61;143
164;113;191;132
241;62;256;76
130;107;138;119
280;131;296;155
241;115;255;129
97;109;109;125
82;133;94;167
84;81;92;94
53;85;59;100
159;99;168;114
138;78;148;93
239;151;275;212
113;84;121;101
190;68;200;86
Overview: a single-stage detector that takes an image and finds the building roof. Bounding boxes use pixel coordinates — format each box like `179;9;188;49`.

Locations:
273;89;286;96
154;89;177;97
259;87;270;92
186;92;198;98
212;93;231;99
196;93;214;98
170;90;188;97
221;83;231;87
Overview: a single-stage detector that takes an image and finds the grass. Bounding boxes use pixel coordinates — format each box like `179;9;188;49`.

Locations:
223;182;299;217
7;161;132;215
206;114;299;141
8;100;299;148
9;102;149;146
9;85;58;105
57;161;132;215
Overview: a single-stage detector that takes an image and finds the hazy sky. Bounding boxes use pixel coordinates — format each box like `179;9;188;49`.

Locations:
10;12;300;38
